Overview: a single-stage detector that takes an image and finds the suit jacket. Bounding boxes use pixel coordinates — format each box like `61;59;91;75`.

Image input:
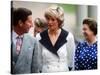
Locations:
36;29;75;72
11;33;39;74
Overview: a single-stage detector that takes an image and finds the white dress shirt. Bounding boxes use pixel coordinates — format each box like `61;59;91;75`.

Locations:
12;30;24;54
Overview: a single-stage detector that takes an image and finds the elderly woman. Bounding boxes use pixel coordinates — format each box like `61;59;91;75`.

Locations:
75;18;97;70
36;5;75;73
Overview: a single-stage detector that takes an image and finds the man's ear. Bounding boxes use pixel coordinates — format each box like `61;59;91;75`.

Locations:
18;20;23;27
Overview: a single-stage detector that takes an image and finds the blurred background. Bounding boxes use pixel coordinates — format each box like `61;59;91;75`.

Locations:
12;1;97;45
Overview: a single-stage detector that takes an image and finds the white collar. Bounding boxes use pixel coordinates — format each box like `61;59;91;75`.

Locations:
85;38;97;46
12;30;24;39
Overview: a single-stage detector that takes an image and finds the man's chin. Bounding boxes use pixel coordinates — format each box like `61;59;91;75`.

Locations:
24;30;29;33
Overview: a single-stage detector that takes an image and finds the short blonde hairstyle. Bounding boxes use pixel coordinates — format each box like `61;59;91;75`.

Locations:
44;5;64;27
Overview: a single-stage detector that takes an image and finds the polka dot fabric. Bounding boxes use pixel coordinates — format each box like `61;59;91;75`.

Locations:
75;41;97;70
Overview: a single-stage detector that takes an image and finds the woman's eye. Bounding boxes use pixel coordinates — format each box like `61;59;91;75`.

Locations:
51;18;55;21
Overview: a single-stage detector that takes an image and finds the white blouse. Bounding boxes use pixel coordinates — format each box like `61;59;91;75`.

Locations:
36;29;75;73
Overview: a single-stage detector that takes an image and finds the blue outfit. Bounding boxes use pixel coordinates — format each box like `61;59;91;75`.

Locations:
75;41;97;70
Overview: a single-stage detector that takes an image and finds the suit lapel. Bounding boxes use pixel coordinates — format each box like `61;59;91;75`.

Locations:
55;29;68;51
12;42;16;58
15;34;33;67
12;41;19;64
39;29;69;57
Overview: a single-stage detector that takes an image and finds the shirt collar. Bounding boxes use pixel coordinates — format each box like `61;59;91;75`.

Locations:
85;40;97;46
12;30;24;39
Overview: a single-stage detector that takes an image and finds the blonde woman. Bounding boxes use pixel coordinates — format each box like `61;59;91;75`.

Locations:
36;5;75;72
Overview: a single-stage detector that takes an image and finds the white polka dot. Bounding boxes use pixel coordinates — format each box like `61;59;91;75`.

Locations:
78;46;80;49
88;54;90;56
87;50;89;51
92;52;94;54
83;59;85;61
92;56;94;58
87;59;89;62
94;62;96;63
89;54;92;57
81;57;83;59
95;57;96;59
88;64;90;66
84;50;87;52
82;63;84;65
92;59;95;61
85;61;87;63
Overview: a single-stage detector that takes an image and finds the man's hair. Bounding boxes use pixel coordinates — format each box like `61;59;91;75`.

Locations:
12;8;32;26
83;18;97;35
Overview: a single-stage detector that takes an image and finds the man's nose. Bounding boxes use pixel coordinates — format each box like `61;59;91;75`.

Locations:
30;23;33;28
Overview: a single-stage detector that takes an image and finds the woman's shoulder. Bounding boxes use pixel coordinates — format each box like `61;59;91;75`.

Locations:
67;32;74;38
61;29;75;43
61;28;69;34
61;28;69;38
64;31;74;40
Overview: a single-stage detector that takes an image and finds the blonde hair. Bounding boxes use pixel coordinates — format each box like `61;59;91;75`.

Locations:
44;5;64;27
34;18;47;28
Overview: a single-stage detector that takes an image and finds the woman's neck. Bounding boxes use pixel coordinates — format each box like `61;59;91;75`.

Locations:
86;35;97;45
48;28;61;36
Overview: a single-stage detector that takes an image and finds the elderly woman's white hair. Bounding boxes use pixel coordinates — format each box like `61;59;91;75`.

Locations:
44;5;64;27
